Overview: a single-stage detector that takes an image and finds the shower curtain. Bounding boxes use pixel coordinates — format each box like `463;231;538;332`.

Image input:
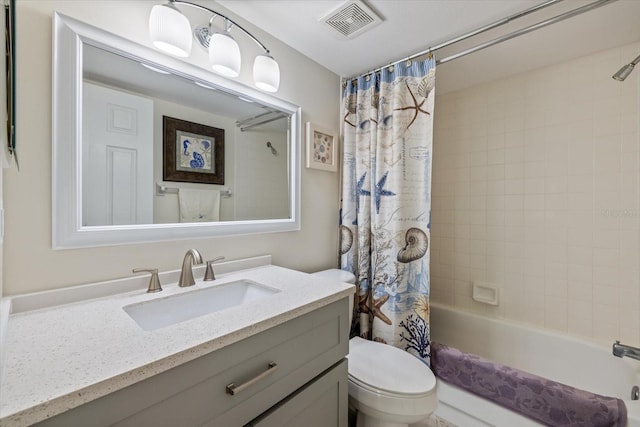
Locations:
340;58;435;365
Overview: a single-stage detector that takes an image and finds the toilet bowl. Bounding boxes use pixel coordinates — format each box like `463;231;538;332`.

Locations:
312;269;437;427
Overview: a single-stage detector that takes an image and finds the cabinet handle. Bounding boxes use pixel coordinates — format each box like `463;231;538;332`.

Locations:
226;362;278;396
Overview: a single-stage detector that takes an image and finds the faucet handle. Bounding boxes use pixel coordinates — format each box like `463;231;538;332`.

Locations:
203;256;226;281
133;268;163;293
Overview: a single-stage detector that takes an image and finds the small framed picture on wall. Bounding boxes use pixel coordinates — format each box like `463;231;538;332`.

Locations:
306;122;337;172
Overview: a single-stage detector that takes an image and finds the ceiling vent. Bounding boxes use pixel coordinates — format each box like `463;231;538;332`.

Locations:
320;0;382;39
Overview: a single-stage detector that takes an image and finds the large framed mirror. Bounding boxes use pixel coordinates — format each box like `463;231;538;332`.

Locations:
53;12;301;249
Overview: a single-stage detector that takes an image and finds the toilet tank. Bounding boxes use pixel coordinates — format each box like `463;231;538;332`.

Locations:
312;269;355;325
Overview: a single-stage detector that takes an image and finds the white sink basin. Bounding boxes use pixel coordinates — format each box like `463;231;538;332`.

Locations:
123;279;280;331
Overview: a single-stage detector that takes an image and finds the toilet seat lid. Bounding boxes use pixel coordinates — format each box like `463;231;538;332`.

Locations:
348;337;436;395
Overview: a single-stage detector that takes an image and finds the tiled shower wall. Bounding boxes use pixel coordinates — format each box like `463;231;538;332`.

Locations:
431;41;640;347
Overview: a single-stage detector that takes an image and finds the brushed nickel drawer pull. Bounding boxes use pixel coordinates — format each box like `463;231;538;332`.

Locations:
226;362;278;396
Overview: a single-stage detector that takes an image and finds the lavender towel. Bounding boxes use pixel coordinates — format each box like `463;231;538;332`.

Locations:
431;342;627;427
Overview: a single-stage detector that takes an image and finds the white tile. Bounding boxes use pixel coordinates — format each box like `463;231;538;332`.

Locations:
525;177;545;194
505;194;523;210
568;245;593;266
487;148;505;165
505;179;524;195
487;134;506;149
545;194;568;210
524;210;545;227
505;130;525;147
469;151;487;166
525;161;546;178
524;194;545;210
486;180;505;195
567;174;593;193
505;210;524;227
505;146;524;164
505;163;525;179
487;164;505;181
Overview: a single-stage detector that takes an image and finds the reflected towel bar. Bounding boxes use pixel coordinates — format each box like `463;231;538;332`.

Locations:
156;182;232;198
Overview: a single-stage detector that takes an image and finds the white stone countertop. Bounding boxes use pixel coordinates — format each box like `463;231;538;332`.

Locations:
0;260;353;426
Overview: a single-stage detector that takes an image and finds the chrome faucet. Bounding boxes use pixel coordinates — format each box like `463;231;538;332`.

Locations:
178;249;204;287
613;340;640;361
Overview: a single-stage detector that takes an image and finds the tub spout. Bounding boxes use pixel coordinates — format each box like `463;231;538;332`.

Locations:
613;340;640;361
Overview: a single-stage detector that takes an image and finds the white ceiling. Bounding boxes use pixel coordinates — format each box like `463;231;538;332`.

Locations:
217;0;640;93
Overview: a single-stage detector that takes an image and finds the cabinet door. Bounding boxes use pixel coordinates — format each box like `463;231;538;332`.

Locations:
247;359;348;427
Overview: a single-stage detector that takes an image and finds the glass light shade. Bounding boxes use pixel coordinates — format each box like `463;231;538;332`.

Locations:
253;54;280;92
149;4;192;58
209;33;241;77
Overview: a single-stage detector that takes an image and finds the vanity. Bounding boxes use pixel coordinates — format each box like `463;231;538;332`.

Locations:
0;256;353;426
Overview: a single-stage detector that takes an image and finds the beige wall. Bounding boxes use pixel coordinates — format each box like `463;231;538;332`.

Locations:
3;1;341;295
431;41;640;347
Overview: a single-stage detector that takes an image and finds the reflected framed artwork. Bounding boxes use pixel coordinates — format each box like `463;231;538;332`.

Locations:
306;122;337;172
163;116;225;184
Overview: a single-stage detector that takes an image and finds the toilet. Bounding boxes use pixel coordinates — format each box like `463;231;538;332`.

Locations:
312;269;437;427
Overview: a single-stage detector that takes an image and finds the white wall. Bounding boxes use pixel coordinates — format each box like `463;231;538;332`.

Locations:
3;0;341;295
431;41;640;347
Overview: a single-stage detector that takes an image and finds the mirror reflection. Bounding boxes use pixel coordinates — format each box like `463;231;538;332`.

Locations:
81;44;290;227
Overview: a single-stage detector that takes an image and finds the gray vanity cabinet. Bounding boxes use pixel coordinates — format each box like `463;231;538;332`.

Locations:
246;359;348;427
35;298;349;427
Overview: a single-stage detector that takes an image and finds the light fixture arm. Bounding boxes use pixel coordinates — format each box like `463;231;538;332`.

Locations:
169;0;271;54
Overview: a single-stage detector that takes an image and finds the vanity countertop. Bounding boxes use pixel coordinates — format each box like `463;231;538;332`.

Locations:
0;262;354;427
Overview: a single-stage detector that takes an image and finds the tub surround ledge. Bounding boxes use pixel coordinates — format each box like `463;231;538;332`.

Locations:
0;256;354;427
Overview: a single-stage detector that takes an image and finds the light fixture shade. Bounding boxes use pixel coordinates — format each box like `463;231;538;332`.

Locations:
253;54;280;92
149;4;192;57
209;33;241;77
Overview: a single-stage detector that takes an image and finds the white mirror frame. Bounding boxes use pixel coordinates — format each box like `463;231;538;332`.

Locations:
52;12;301;249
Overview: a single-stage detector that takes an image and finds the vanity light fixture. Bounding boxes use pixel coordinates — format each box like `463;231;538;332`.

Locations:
148;0;280;92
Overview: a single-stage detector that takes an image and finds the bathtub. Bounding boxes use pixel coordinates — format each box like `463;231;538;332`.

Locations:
430;303;640;427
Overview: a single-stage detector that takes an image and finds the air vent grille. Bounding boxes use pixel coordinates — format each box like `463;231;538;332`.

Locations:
321;1;382;39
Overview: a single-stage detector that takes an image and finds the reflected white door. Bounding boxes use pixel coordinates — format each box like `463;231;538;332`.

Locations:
82;82;153;226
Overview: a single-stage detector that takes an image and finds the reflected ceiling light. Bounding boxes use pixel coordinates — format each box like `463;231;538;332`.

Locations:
140;62;171;74
148;0;280;92
613;53;640;82
194;81;218;90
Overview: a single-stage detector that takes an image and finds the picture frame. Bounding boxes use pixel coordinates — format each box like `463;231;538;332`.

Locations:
306;122;337;172
163;116;224;185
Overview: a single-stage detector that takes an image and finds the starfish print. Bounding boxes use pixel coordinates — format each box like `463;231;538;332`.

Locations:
384;155;402;168
374;171;396;214
394;81;431;130
355;172;371;214
358;293;392;325
344;112;356;128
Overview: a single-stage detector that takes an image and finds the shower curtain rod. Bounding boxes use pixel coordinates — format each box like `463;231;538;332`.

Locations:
344;0;616;81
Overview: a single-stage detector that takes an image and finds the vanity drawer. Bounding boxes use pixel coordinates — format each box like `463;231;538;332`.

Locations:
36;298;349;427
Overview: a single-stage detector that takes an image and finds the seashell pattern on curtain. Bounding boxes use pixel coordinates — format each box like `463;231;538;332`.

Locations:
339;58;435;365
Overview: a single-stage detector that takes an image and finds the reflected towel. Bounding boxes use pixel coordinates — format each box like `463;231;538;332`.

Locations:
178;188;220;222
